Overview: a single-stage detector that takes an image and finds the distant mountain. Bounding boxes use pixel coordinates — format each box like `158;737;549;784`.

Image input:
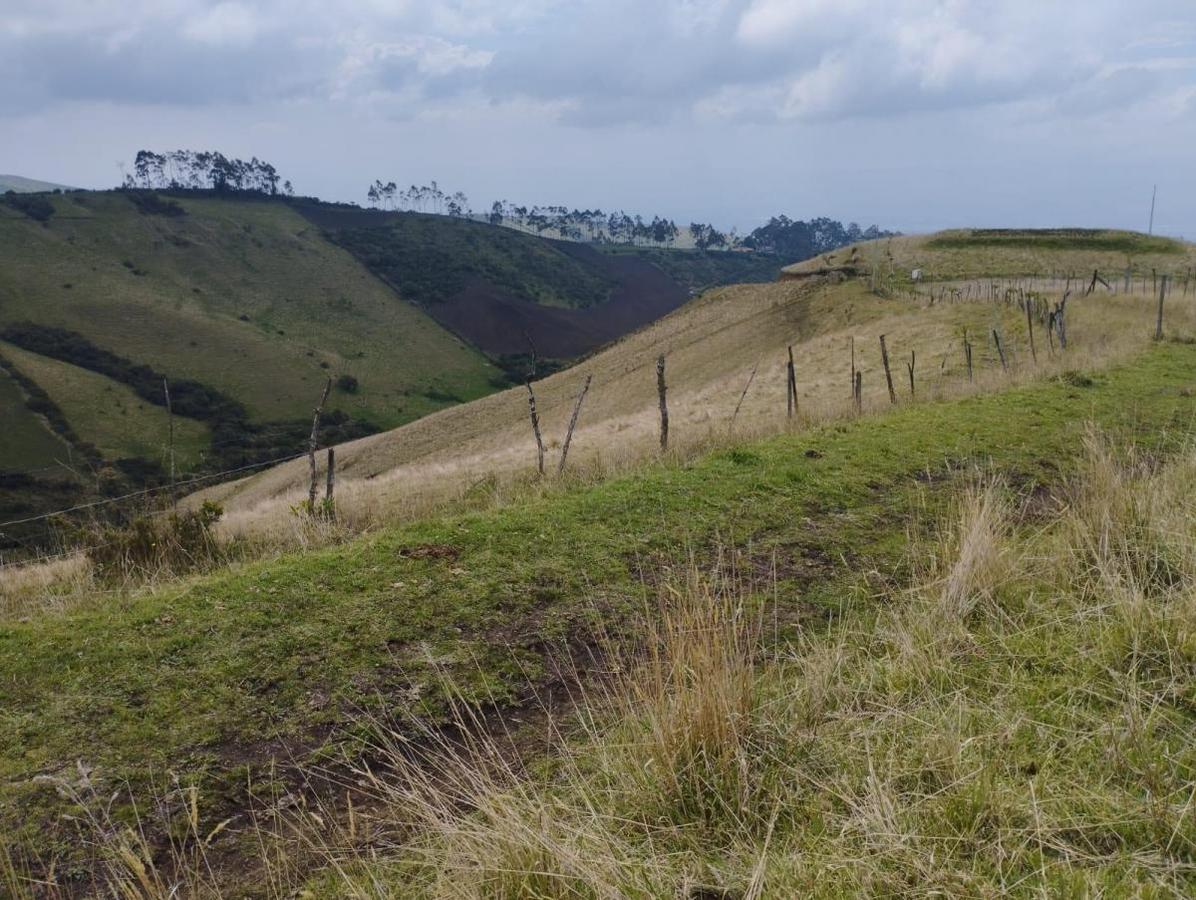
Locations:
0;174;77;193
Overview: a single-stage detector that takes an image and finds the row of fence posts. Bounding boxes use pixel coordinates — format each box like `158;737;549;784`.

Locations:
292;268;1179;498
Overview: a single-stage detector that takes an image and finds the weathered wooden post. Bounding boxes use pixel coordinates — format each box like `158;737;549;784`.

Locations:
730;361;759;429
786;346;798;420
656;354;669;452
853;370;862;414
1056;291;1070;350
1155;274;1168;341
308;377;331;510
557;374;592;474
992;329;1007;371
964;329;973;381
879;334;896;404
906;350;916;397
526;381;545;476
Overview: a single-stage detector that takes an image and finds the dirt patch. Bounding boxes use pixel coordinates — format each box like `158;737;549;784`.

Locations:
398;543;460;561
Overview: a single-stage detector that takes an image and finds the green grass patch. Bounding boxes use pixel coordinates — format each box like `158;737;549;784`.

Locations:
0;343;210;469
3;344;1196;875
0;364;72;471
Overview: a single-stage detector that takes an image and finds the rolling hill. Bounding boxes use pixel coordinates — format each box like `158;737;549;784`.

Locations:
0;190;778;555
4;228;1196;894
199;228;1196;538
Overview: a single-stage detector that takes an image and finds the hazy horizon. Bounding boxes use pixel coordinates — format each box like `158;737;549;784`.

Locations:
4;1;1195;237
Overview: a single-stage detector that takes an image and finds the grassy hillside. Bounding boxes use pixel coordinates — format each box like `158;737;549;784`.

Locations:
0;192;500;429
4;343;1196;893
299;205;753;358
6;230;1196;893
0;342;210;469
783;228;1196;282
0;365;72;471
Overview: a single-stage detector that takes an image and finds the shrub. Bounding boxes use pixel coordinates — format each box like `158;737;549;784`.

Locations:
335;374;359;393
88;500;226;581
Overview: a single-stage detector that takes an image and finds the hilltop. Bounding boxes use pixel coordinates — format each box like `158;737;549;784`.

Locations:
0;174;77;194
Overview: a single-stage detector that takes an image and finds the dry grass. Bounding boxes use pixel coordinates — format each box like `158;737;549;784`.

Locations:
9;263;1196;617
199;272;1196;547
272;431;1196;897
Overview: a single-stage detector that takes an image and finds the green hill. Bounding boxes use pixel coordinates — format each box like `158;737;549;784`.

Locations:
0;191;780;555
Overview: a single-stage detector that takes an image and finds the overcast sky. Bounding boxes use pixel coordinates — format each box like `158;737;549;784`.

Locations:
3;0;1195;235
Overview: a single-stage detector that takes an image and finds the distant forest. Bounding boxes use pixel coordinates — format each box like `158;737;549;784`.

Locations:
118;149;896;260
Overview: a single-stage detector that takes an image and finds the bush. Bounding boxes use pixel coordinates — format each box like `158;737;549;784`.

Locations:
125;191;186;217
3;192;54;222
335;374;359;393
88;500;226;581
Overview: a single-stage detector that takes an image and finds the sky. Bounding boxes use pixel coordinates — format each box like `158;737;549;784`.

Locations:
2;0;1195;236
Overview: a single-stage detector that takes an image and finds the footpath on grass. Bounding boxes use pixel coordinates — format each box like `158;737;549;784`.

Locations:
2;343;1195;861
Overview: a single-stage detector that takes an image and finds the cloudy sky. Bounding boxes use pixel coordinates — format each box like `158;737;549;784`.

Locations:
3;0;1195;235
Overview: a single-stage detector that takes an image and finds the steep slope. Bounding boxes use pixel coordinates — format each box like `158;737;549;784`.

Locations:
202;229;1196;536
0;191;500;433
296;204;777;359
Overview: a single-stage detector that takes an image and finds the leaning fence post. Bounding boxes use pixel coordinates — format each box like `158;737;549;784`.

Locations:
906;350;915;397
730;361;759;429
963;328;974;381
992;329;1007;371
879;334;896;404
557;374;592;475
656;354;669;452
308;377;332;510
526;381;545;476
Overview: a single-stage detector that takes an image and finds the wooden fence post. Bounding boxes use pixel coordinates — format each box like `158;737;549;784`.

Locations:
964;329;973;381
853;370;862;414
557;374;592;475
308;377;331;510
992;329;1007;371
1056;291;1070;350
1155;274;1168;341
906;350;915;397
730;361;759;429
786;346;797;419
879;334;896;404
526;381;545;476
656;354;669;452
